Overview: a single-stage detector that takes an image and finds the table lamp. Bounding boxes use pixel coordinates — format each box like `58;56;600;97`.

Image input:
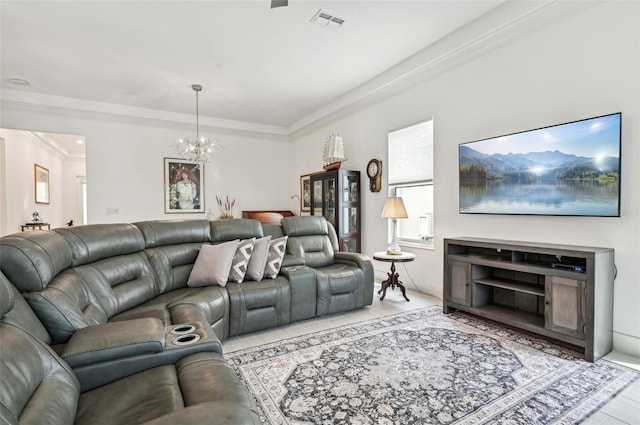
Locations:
382;196;408;255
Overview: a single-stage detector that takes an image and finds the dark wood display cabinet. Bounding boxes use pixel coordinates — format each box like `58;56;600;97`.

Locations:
310;170;361;252
443;237;615;362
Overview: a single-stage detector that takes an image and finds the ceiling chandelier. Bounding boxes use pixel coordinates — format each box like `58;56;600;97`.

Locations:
175;84;222;163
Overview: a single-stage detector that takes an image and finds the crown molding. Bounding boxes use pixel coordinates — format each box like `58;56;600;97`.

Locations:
1;1;597;141
13;129;83;159
287;0;599;138
0;89;290;140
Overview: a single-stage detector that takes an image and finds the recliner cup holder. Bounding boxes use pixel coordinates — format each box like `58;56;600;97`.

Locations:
172;333;201;346
170;324;196;335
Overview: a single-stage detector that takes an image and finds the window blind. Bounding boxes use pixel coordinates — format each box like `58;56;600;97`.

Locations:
388;120;433;184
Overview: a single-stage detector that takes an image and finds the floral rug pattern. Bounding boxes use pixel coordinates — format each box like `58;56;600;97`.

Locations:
226;307;638;424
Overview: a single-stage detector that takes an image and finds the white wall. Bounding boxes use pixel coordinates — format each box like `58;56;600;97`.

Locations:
0;129;81;233
0;111;297;226
292;1;640;357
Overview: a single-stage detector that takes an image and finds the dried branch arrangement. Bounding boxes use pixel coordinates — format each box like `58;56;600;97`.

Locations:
216;195;235;219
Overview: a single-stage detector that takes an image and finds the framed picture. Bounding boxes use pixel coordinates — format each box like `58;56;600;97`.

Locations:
164;158;204;213
300;174;311;212
34;164;50;204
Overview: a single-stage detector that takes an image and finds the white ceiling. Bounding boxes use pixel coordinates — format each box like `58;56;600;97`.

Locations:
1;0;506;140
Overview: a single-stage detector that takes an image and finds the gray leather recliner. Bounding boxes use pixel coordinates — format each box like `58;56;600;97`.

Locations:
0;271;261;425
282;216;374;315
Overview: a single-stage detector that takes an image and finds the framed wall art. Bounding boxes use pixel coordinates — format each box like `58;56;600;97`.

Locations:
300;174;311;212
34;163;50;204
164;158;204;213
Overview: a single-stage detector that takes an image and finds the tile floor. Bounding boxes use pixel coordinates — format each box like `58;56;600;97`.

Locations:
222;285;640;425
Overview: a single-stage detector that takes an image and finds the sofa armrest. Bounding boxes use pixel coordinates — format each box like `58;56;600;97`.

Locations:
61;318;164;368
280;266;316;322
334;252;371;268
335;252;375;305
69;319;223;392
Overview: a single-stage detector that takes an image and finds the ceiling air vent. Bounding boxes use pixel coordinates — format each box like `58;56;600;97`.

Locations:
310;10;344;28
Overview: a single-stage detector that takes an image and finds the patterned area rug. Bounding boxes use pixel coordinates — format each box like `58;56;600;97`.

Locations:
226;306;638;424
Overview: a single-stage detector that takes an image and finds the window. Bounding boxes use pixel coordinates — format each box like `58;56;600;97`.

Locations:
388;119;434;249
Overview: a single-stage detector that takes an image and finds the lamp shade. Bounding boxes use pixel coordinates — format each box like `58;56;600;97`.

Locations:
381;197;408;219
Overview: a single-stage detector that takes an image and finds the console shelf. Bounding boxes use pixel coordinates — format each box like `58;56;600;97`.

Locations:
457;303;546;332
474;277;545;297
443;237;614;362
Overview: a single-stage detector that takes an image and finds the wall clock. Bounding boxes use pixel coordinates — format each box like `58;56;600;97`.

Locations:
366;159;382;192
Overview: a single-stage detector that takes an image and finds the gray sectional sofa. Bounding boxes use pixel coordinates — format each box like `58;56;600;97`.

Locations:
0;215;374;424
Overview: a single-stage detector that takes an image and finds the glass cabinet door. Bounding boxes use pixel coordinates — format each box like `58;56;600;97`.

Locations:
342;207;358;234
343;174;358;203
324;178;336;227
342;239;358;252
313;180;323;217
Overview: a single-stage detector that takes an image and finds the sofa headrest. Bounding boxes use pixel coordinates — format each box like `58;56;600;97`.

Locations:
211;219;263;242
134;220;211;248
0;231;73;292
281;216;328;237
0;270;51;344
263;224;285;238
0;271;15;319
54;224;145;266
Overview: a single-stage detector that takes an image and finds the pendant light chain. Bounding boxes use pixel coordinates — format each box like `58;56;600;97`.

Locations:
195;87;200;140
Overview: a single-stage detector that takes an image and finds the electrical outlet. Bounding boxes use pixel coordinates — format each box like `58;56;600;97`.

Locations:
105;208;119;215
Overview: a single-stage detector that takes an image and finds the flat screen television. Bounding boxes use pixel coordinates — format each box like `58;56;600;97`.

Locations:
459;112;621;217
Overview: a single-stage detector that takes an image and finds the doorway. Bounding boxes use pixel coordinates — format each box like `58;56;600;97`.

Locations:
0;129;86;235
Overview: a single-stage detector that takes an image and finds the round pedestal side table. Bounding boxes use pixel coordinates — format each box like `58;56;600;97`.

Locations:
373;251;416;302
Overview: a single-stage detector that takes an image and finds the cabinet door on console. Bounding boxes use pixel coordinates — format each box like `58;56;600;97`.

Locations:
544;276;585;338
447;260;471;306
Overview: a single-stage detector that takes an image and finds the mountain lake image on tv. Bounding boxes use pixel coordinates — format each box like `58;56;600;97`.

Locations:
459;112;621;217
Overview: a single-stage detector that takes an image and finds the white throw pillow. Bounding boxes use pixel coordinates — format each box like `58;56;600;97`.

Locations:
264;236;288;279
228;238;256;283
187;240;240;287
245;236;272;281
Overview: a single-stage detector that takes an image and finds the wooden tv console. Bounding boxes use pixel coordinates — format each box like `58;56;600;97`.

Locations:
443;237;614;362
